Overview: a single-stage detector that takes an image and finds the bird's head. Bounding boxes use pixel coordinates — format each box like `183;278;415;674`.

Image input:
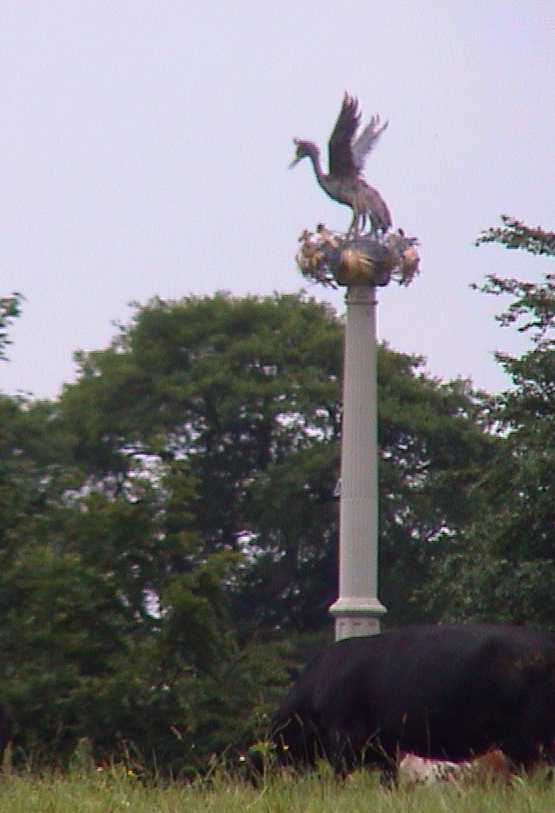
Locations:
289;138;317;168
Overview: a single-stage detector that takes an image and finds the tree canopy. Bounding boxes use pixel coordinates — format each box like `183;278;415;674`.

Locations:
423;217;554;625
0;293;22;361
56;291;492;632
0;228;551;770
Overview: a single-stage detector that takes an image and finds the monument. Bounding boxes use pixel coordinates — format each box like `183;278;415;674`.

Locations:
291;94;419;641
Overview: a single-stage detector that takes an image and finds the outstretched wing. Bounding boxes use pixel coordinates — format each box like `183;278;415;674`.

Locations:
351;115;388;172
328;94;360;178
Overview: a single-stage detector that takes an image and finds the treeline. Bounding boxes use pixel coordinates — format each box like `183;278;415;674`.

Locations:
0;219;553;773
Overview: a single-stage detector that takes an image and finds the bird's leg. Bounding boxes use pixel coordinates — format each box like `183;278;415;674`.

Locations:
348;211;359;238
360;213;368;235
366;214;378;238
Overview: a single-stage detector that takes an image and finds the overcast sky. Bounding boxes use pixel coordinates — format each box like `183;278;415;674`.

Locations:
1;1;553;400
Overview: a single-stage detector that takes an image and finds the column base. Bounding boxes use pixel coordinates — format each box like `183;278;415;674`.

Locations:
329;597;387;641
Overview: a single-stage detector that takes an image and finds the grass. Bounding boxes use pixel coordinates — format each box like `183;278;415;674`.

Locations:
0;764;553;812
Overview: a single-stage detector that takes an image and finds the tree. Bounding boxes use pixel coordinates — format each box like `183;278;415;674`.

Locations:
377;351;494;623
423;217;555;625
57;292;492;632
0;293;23;361
0;290;495;768
0;395;276;771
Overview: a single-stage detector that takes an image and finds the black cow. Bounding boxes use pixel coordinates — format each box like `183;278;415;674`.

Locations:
269;625;555;781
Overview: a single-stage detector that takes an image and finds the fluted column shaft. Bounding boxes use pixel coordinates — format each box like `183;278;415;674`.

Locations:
329;284;386;640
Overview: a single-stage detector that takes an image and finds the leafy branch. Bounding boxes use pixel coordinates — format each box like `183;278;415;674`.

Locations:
0;293;23;361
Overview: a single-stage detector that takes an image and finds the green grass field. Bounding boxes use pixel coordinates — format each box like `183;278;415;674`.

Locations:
0;766;554;813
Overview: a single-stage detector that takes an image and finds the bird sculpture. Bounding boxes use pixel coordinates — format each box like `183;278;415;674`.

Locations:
290;94;391;237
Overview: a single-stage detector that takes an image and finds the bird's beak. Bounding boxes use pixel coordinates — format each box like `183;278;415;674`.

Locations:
288;157;300;169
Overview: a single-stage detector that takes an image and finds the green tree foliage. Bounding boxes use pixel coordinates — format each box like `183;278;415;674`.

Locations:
424;217;554;625
0;396;282;771
0;290;494;769
377;353;493;623
55;292;492;631
58;293;343;635
0;293;23;361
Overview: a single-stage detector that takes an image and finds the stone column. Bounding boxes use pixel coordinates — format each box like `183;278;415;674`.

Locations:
329;284;387;640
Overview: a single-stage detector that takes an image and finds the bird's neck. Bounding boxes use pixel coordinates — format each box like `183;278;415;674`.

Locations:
305;145;325;184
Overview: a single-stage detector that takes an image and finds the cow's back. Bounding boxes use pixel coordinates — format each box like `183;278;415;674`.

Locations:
271;624;555;771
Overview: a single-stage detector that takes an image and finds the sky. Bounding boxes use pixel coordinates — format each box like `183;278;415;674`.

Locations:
1;1;554;400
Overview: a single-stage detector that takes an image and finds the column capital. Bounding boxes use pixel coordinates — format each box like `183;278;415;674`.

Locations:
345;284;377;306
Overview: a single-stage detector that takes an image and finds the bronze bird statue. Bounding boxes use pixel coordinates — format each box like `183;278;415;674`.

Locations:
290;94;392;237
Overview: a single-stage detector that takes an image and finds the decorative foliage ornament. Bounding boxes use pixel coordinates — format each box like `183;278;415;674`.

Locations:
296;226;420;289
